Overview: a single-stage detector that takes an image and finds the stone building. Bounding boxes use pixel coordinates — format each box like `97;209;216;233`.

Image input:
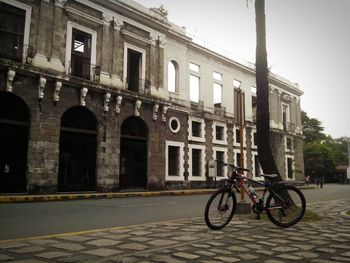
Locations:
0;0;304;194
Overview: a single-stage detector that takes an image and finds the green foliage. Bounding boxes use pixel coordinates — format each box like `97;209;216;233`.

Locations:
302;111;349;181
301;111;327;143
304;142;336;178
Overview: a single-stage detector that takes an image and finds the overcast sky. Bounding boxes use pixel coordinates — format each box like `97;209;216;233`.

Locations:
134;0;350;138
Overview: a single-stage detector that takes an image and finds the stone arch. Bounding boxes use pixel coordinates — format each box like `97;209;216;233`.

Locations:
119;116;148;190
0;92;30;193
58;106;98;192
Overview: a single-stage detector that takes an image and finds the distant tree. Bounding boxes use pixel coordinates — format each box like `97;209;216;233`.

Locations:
255;0;280;178
304;142;336;180
302;111;348;181
332;137;349;165
301;111;327;143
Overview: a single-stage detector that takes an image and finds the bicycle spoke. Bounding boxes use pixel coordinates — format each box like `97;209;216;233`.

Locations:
204;189;236;230
266;185;306;228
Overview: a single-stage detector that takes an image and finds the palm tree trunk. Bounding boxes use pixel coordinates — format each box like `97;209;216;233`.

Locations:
255;0;280;179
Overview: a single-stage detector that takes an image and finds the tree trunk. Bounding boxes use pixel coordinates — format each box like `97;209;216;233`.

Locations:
255;0;280;179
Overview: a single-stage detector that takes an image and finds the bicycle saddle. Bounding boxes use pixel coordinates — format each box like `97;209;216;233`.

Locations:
261;174;279;179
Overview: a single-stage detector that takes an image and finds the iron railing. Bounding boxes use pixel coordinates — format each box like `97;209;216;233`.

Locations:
214;103;226;117
283;122;295;132
68;60;101;82
125;76;151;95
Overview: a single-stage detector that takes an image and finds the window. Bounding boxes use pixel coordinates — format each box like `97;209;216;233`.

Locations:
0;1;31;62
188;144;205;181
233;149;246;169
213;147;227;178
254;154;261;178
212;121;227;145
65;22;96;80
216;126;224;141
192;121;201;137
286;137;293;151
251;86;257;122
216;151;225;177
235;152;241;166
127;49;142;92
168;146;179;176
251;86;257;94
282;103;290;131
233;126;246;147
168;60;178;93
71;29;91;79
287;157;294;179
123;43;146;93
188;117;205;142
236;128;240;143
192;149;201;177
251;130;257;149
213;83;222;107
166;141;184;181
169;117;180;133
190;75;200;102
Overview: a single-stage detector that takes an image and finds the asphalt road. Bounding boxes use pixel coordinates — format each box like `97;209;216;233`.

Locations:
0;184;349;240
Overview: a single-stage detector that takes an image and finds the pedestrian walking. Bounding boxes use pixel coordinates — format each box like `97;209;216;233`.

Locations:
320;175;324;188
305;175;310;187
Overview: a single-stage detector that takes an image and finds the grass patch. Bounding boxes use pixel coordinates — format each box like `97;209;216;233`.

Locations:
346;211;350;216
247;209;322;222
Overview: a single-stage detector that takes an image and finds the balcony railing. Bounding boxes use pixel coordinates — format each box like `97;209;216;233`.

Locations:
214;103;226;117
190;101;204;112
283;122;295;132
68;61;101;82
125;76;151;95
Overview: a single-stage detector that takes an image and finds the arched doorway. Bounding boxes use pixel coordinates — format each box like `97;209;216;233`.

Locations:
58;106;97;192
0;92;30;193
120;116;148;190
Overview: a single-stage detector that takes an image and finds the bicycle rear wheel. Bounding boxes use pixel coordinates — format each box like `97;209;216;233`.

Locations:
204;189;237;230
266;185;306;228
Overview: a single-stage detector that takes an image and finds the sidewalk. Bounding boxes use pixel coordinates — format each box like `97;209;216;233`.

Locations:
0;199;349;262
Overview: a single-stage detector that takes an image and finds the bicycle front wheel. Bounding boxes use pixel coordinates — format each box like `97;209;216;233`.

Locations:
204;189;237;230
266;185;306;228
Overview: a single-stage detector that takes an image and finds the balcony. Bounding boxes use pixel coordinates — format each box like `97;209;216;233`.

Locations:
214;103;226;117
68;60;101;82
283;122;295;132
190;101;204;112
125;76;151;95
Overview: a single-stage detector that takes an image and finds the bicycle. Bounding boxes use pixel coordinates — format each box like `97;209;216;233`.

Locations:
204;160;306;230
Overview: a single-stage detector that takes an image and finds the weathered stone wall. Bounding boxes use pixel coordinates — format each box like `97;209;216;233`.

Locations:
0;0;304;194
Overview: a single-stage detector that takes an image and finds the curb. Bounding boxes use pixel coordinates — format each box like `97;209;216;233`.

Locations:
0;186;314;204
0;189;217;203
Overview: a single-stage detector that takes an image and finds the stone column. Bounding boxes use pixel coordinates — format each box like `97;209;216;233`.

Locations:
32;1;52;69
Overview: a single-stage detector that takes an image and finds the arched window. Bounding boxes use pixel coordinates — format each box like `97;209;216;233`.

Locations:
168;60;178;93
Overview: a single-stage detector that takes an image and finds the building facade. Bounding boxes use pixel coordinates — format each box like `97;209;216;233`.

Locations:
0;0;304;194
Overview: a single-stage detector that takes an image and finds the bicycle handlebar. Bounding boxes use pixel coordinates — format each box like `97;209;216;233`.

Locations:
215;159;250;172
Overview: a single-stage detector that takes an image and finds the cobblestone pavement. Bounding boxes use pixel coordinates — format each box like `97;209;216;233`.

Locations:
0;199;349;263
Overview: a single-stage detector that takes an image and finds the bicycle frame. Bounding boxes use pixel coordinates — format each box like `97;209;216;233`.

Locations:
219;160;291;210
239;175;293;212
